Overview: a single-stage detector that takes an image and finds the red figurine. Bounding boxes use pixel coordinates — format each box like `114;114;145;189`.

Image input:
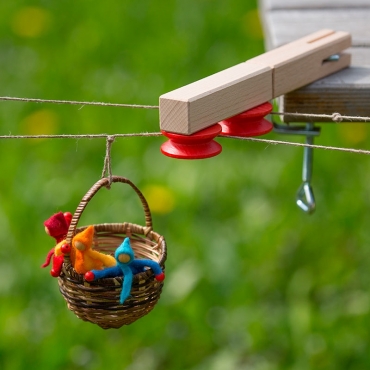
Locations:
41;211;72;277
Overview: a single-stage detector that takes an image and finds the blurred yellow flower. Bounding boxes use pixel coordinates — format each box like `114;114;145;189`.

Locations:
11;6;52;38
20;109;59;138
242;9;264;40
338;123;368;145
143;185;175;214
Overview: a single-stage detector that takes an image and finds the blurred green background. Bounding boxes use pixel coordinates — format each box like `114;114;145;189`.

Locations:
1;1;370;369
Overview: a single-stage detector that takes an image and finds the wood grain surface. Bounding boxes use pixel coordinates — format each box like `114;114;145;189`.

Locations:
259;0;370;121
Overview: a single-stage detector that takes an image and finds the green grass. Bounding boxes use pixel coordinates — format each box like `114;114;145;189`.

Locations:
0;1;370;369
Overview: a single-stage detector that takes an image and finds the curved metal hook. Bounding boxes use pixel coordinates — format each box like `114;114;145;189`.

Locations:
273;121;319;214
297;123;316;214
296;182;316;214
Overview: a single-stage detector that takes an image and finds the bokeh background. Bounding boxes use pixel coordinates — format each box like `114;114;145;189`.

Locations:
1;1;370;369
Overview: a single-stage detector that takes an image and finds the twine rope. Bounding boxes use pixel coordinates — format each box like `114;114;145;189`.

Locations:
0;133;162;139
1;96;370;156
0;131;368;156
0;96;158;109
101;135;115;186
271;111;370;123
1;96;370;122
221;135;370;155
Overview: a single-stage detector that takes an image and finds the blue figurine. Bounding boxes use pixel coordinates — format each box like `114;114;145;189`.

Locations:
84;237;165;304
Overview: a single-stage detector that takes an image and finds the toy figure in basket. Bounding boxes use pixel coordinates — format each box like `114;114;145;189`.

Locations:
84;237;165;304
41;211;72;277
72;225;117;274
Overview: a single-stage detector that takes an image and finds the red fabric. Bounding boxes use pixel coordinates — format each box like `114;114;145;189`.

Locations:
50;255;64;277
42;211;73;276
41;248;55;268
44;212;71;243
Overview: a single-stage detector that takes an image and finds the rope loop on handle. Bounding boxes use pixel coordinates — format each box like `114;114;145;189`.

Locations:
101;135;116;188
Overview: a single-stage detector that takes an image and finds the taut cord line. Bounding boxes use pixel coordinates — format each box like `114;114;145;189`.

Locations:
0;96;370;155
0;133;162;139
1;96;370;123
222;135;370;155
0;132;369;156
0;96;159;109
271;111;370;123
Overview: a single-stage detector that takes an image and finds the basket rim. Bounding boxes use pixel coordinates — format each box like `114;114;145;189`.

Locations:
66;176;153;244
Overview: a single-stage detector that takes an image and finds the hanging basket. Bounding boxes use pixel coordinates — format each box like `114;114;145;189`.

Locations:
58;176;167;329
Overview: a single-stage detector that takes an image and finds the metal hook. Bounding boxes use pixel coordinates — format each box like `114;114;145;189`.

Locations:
273;121;319;214
296;182;315;213
296;123;316;213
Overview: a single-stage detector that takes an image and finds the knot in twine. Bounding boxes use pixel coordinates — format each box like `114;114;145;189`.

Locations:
332;113;343;122
101;135;116;188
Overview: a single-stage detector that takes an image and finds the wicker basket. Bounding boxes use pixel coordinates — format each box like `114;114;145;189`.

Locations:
58;176;167;329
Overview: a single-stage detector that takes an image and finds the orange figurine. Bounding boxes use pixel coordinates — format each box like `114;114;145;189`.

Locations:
72;225;116;274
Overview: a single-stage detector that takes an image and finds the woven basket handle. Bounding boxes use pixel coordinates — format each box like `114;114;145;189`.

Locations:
65;176;152;244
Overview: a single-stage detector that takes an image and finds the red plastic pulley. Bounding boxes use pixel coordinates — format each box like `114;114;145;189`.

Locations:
219;102;273;137
161;124;222;159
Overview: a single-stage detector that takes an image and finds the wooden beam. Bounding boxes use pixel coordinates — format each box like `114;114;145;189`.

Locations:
251;29;351;97
259;0;370;122
281;66;370;121
350;47;370;66
160;63;273;135
260;0;370;10
261;8;370;49
160;30;350;135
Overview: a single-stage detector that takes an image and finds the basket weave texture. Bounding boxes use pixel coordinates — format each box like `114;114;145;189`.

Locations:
58;176;167;329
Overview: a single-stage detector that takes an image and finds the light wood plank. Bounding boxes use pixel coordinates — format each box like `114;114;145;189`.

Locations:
281;66;370;122
350;47;370;66
251;29;351;97
160;62;273;134
259;1;370;120
160;30;350;134
262;9;370;49
260;0;370;11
